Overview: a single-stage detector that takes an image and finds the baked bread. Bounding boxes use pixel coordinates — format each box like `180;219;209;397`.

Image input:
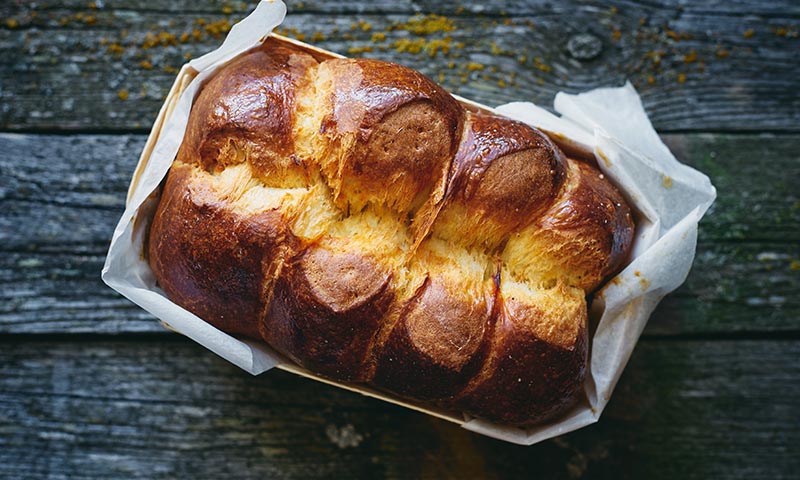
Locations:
148;37;634;426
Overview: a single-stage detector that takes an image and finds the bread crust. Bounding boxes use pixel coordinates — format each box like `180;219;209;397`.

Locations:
371;273;497;400
265;246;395;381
148;163;289;338
454;293;588;425
148;38;634;426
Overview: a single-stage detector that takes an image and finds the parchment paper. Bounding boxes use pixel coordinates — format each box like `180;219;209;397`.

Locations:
102;0;716;445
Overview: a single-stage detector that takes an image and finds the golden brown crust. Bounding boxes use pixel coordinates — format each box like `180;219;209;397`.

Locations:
264;246;394;381
177;38;319;186
453;292;588;425
147;38;635;427
314;58;464;219
502;159;635;292
434;112;567;250
547;160;634;284
371;275;497;400
148;163;290;338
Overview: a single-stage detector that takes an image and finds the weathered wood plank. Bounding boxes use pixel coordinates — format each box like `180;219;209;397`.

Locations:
647;242;799;336
0;199;121;258
0;133;137;209
0;133;132;251
0;338;797;479
10;0;800;17
1;1;798;131
662;133;800;244
0;133;798;335
0;251;157;334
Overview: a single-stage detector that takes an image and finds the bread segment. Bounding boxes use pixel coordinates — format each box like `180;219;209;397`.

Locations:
433;112;566;251
454;276;588;425
148;162;291;339
148;37;635;426
370;239;497;400
177;44;318;187
502;159;635;291
264;246;395;381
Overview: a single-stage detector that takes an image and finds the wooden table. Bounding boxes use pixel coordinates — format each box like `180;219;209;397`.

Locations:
1;1;798;478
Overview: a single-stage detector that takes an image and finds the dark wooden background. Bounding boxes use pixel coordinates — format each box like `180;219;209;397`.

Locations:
1;1;798;478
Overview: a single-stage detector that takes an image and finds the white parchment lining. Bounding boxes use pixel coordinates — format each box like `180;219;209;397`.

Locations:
102;0;716;445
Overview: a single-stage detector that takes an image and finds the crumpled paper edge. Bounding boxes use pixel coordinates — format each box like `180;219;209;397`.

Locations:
102;0;717;446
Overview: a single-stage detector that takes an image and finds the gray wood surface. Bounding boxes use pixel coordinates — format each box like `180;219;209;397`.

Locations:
1;338;798;479
1;1;799;131
1;0;798;478
0;340;800;480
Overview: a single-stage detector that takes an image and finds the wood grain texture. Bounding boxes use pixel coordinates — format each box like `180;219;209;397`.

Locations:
1;1;798;131
1;338;798;479
8;0;800;16
0;133;798;335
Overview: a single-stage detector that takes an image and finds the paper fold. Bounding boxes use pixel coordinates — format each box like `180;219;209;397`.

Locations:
103;0;716;445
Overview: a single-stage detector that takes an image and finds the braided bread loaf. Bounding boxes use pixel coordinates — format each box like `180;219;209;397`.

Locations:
148;37;634;426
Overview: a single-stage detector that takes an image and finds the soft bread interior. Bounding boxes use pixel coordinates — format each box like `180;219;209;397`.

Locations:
498;272;586;349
